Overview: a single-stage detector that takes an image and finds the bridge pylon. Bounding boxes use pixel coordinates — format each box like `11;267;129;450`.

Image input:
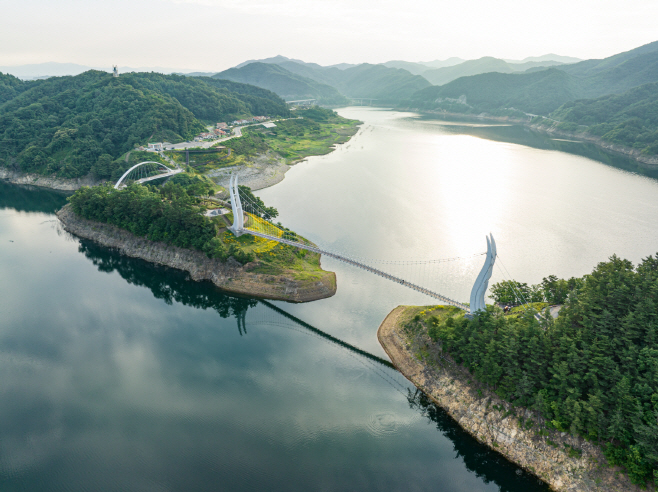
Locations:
228;174;244;236
468;233;497;316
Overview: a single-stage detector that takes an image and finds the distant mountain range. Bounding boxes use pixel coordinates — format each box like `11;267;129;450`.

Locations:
202;54;578;104
209;59;430;104
421;57;569;86
213;63;349;105
411;40;658;115
4;44;657;157
405;41;658;156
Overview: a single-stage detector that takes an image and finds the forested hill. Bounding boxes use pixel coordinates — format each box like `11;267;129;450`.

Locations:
0;72;27;105
328;63;432;102
544;82;658;155
266;61;432;103
0;70;290;179
215;60;431;104
423;254;658;486
408;40;658;116
213;63;349;106
410;68;576;115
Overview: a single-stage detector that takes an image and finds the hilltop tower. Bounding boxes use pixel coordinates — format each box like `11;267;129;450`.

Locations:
112;65;119;77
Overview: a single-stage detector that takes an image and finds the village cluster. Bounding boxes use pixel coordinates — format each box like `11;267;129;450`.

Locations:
195;116;270;142
144;116;271;151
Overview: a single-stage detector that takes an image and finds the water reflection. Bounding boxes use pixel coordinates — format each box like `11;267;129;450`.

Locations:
407;390;549;492
0;180;69;214
77;239;258;320
78;240;394;368
74;238;548;491
411;114;658;180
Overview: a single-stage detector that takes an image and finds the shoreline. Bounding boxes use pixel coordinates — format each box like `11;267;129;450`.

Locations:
57;204;336;303
377;305;646;492
0;119;362;194
406;108;658;170
0;167;101;191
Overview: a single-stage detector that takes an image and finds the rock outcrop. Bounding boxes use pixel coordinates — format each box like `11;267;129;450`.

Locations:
57;204;336;302
0;168;100;190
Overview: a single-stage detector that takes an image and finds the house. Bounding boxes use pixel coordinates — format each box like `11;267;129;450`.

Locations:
147;142;163;151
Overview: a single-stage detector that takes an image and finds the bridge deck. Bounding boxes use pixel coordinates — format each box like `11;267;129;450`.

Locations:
135;169;183;184
243;228;469;310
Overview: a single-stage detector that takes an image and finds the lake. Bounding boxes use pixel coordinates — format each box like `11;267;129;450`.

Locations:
3;107;658;491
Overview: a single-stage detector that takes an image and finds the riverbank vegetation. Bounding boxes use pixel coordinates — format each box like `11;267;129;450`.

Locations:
539;82;658;156
157;107;359;176
221;107;360;164
403;255;658;487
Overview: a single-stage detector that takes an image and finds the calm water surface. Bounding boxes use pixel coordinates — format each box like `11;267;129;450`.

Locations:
4;107;658;491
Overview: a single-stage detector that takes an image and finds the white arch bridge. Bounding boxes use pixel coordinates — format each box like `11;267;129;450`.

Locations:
226;175;500;316
114;161;183;190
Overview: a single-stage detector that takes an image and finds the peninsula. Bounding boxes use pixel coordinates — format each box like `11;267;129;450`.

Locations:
378;257;658;492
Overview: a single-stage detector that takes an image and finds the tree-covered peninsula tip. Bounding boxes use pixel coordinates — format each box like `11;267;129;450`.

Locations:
400;255;658;486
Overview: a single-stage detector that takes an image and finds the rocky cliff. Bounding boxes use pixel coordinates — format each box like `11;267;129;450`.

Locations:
57;204;336;302
0;168;99;190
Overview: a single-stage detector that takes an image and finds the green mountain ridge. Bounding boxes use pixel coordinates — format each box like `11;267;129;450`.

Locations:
213;63;348;105
546;81;658;155
0;70;290;179
421;56;567;86
409;40;658;115
258;60;431;103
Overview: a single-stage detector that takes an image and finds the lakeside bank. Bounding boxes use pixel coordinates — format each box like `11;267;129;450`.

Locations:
406;109;658;171
378;305;647;492
0;167;100;191
57;204;336;303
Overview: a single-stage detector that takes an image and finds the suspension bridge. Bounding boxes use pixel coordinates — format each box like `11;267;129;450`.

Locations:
111;165;523;315
226;174;500;316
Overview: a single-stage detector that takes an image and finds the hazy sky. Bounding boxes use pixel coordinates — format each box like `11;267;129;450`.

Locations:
2;0;657;70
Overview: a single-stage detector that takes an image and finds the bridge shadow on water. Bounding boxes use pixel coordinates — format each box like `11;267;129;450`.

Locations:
77;238;549;491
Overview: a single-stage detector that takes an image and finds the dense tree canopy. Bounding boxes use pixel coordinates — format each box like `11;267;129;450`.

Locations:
68;182;254;264
548;82;658;155
427;255;658;486
0;71;289;179
0;72;27;104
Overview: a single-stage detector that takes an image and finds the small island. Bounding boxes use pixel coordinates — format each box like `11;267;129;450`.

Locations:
58;173;336;302
378;258;658;492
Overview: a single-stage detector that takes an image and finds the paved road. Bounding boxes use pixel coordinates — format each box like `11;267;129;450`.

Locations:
159;117;299;151
162;125;250;151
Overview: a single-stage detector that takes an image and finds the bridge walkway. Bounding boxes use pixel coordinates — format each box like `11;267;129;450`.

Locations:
135;168;183;185
243;228;469;310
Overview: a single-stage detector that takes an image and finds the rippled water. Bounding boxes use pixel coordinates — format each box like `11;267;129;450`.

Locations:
4;107;658;491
